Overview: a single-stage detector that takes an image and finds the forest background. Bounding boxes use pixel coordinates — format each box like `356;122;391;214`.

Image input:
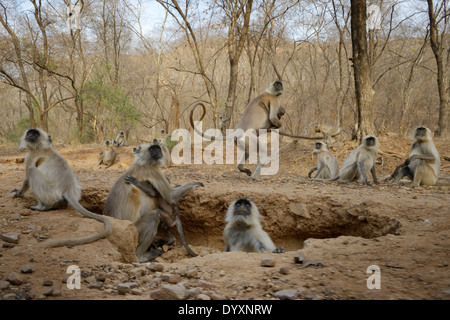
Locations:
0;0;449;145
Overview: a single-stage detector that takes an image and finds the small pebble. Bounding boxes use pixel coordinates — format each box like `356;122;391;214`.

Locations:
261;256;276;267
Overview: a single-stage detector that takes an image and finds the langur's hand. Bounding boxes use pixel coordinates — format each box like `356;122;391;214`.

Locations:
125;176;138;185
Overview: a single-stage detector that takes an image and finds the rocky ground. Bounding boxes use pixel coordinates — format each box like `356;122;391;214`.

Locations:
0;134;449;301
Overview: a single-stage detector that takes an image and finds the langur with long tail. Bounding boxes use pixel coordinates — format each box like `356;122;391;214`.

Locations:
389;126;440;186
103;139;203;262
308;141;339;180
329;135;380;186
11;128;112;247
190;81;322;180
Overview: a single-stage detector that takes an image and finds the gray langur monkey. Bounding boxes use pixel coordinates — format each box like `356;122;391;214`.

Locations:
159;129;171;143
224;198;285;253
113;131;127;147
98;140;117;168
331;135;380;185
103;139;203;262
190;81;284;180
308;141;339;179
389;126;440;186
190;81;322;180
11;128;112;247
217;115;230;131
314;124;351;145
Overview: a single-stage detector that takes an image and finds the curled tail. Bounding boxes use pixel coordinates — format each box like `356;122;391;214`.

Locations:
190;102;234;141
340;127;351;140
341;128;351;137
45;194;112;247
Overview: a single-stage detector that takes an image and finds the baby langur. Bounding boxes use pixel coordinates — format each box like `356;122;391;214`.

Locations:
217;115;230;131
11;128;112;247
159;129;172;144
98;140;116;168
332;135;379;185
308;142;339;179
113;131;127;147
224;198;285;253
314;124;350;144
103;139;203;262
389;126;440;186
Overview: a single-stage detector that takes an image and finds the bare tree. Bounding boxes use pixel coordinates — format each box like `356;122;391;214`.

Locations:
427;0;449;138
157;0;220;128
351;0;375;139
330;0;352;127
216;0;253;130
92;0;132;85
0;2;36;127
0;0;73;131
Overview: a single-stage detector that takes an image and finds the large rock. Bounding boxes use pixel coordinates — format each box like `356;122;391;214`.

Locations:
97;217;139;263
46;212;138;263
274;289;298;300
289;203;310;219
6;272;23;286
0;232;20;244
150;283;187;300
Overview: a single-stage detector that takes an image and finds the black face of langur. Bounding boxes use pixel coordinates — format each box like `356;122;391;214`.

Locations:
149;145;162;161
25;129;40;144
19;129;52;149
133;140;164;167
23;129;52;148
314;126;321;134
315;142;323;150
149;142;163;163
365;136;376;148
233;198;253;221
272;81;283;96
414;127;427;140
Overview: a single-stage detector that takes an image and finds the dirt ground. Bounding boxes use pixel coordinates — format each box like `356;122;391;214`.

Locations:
0;134;449;301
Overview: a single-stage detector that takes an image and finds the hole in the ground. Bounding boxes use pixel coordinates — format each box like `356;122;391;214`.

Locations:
80;192;106;215
177;194;401;252
80;190;401;254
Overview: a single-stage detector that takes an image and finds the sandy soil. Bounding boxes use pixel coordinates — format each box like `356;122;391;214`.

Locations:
0;134;449;300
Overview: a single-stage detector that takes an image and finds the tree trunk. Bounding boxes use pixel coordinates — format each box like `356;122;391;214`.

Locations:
223;60;240;131
434;53;449;138
427;0;449;138
351;0;375;140
221;0;254;130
